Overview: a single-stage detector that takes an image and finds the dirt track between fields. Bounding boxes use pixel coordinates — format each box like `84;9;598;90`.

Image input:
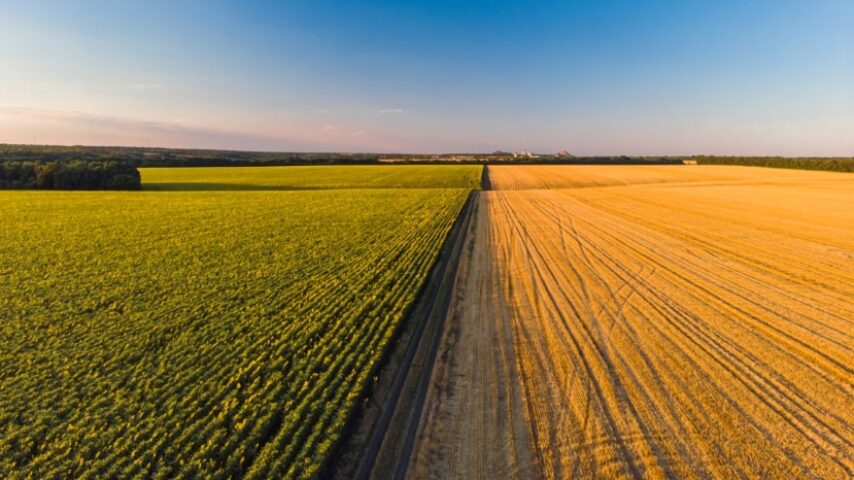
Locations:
410;165;854;479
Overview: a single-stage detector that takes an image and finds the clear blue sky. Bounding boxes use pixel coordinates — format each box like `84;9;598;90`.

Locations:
1;0;852;154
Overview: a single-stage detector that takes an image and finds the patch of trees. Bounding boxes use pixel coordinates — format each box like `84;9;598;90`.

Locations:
0;160;141;190
692;156;854;173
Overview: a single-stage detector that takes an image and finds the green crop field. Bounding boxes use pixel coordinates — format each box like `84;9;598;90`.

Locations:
141;164;482;190
0;166;480;479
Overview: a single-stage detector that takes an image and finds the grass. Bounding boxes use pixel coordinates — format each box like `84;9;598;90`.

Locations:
0;166;479;479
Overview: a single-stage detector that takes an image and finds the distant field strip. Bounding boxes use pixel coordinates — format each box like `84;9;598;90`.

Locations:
414;166;854;479
0;166;479;479
141;165;483;190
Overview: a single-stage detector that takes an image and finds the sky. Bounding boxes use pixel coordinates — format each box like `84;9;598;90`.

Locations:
1;0;852;155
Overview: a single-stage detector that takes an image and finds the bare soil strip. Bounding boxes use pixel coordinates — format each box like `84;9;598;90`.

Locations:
412;165;854;479
337;192;476;480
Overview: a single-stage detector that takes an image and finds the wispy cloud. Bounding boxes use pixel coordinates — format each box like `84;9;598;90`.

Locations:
378;108;404;114
0;104;366;151
0;104;415;152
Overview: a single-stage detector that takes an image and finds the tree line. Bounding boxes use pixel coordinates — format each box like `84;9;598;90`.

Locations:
692;156;854;173
2;144;852;173
0;160;141;190
0;144;380;167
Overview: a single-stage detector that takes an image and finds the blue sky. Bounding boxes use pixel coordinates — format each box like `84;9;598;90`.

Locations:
1;0;852;154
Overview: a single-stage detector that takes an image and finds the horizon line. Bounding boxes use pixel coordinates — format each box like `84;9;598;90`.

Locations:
2;142;852;159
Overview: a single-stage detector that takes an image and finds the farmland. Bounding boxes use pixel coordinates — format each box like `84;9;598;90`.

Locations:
485;163;853;190
141;165;482;190
413;165;854;478
0;165;479;479
4;162;853;479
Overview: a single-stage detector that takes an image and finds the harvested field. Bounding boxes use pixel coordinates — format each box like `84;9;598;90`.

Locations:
412;165;854;479
486;164;851;190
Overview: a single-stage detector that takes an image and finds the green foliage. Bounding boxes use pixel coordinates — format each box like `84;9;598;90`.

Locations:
141;165;483;190
0;160;141;190
0;166;475;478
693;156;854;172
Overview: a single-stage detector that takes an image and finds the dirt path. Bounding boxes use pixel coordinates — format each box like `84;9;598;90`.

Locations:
408;193;539;479
411;166;854;479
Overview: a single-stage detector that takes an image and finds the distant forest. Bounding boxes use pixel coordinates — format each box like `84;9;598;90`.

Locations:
0;144;851;190
0;144;380;167
691;156;854;173
0;159;140;190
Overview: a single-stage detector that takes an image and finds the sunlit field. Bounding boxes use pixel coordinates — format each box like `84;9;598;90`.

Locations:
413;165;854;479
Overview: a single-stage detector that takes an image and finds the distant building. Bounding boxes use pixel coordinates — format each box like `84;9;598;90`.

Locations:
556;150;573;158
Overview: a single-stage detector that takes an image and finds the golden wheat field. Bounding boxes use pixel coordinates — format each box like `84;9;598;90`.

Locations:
412;165;854;479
